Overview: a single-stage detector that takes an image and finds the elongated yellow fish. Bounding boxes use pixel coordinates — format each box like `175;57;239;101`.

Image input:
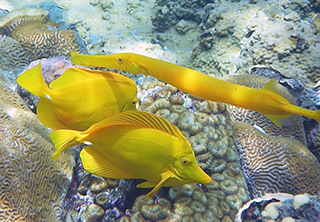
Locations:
50;110;212;195
17;63;138;130
70;52;320;127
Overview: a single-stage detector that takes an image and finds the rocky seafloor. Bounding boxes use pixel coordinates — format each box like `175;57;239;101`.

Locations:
0;0;320;221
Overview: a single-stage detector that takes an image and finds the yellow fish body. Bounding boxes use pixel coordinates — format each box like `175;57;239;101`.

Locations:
16;63;138;130
49;110;212;195
70;52;320;127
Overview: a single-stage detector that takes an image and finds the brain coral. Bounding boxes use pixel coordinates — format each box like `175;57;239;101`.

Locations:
0;35;28;71
234;121;320;198
0;7;81;62
0;75;74;221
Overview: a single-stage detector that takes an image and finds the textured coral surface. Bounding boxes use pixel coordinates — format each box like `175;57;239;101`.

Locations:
0;76;74;221
234;121;320;198
0;7;81;63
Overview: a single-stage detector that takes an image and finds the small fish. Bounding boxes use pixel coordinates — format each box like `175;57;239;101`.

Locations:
70;52;320;127
16;63;138;131
50;110;212;195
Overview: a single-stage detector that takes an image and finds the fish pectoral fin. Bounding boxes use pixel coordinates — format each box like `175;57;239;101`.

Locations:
137;171;174;196
80;146;136;179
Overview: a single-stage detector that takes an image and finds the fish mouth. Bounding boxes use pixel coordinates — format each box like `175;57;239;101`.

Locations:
191;166;212;185
201;173;212;185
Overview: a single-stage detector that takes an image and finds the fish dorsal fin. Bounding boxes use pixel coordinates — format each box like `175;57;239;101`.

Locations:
49;67;134;89
76;68;135;85
262;78;297;105
16;63;51;97
97;110;186;141
80;146;137;179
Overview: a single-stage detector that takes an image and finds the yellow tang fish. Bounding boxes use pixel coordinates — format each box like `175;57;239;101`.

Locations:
16;63;138;131
49;110;212;195
70;52;320;127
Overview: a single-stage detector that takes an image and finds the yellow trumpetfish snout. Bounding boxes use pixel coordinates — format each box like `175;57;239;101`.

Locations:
50;110;210;195
70;52;320;127
70;52;142;75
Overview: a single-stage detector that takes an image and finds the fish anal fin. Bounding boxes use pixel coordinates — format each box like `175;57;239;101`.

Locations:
80;146;136;179
137;170;173;196
265;113;294;128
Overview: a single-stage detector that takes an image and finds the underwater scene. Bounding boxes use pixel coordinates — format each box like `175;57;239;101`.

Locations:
1;0;320;221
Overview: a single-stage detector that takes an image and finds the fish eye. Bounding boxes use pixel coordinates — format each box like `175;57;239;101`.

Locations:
132;101;136;105
117;57;124;64
181;158;189;165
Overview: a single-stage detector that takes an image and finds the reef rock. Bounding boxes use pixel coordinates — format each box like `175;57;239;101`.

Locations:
236;193;320;222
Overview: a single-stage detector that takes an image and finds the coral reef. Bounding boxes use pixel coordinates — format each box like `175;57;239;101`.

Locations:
168;0;320;86
0;7;82;63
151;0;210;31
235;193;320;222
0;74;74;221
237;9;320;84
233;121;320;198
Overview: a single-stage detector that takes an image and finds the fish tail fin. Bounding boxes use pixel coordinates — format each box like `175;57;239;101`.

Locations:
50;129;84;160
16;63;51;98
